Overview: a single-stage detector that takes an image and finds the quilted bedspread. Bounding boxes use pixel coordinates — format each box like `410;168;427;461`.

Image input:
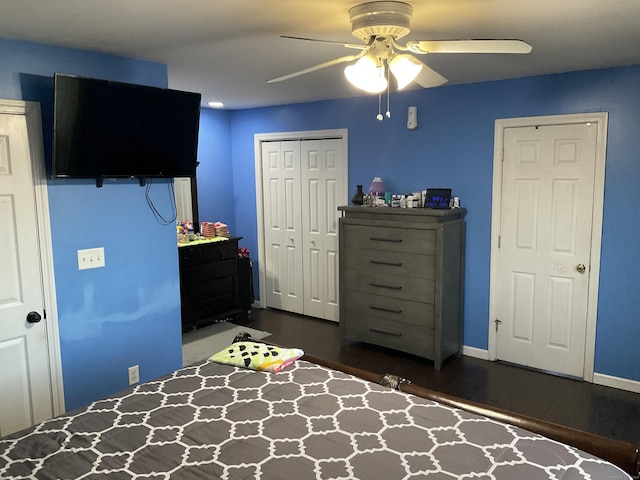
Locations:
0;360;630;479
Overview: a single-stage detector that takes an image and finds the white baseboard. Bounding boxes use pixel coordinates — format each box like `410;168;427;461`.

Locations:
593;372;640;394
462;345;490;360
460;348;640;394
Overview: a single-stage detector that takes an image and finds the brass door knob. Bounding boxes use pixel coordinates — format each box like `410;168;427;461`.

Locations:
576;264;586;274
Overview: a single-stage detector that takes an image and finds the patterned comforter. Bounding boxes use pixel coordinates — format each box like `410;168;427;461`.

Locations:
0;359;630;479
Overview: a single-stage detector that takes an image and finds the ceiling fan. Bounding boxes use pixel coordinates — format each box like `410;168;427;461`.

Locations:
267;1;532;93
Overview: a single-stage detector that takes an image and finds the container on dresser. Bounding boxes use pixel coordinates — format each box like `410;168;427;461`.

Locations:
338;207;466;370
178;237;243;331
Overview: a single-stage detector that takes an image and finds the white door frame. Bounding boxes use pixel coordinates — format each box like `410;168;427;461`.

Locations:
488;112;608;382
254;129;348;311
1;99;65;413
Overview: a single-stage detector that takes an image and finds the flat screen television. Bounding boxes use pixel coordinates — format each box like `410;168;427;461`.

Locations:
53;73;201;186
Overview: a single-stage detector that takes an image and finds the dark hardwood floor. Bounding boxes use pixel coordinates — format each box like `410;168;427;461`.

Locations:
234;307;640;446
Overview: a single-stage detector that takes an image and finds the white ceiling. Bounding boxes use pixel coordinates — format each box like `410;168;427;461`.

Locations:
2;0;640;109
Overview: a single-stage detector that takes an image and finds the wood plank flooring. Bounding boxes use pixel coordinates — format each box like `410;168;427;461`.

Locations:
232;308;640;445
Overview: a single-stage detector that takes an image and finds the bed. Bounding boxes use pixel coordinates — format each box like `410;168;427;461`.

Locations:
1;337;638;480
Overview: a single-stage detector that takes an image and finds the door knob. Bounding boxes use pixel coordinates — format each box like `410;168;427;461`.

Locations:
576;264;586;274
26;311;42;323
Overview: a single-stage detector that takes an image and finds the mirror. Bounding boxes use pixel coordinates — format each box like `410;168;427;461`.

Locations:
174;177;199;233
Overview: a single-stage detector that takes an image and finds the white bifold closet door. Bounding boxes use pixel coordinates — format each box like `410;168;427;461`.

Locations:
262;141;304;315
261;139;343;322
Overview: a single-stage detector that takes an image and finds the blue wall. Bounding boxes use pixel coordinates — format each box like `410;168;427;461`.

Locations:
224;65;640;383
195;109;235;231
1;38;183;410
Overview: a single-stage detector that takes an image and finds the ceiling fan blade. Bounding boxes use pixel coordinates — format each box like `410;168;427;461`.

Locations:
267;53;364;83
413;61;448;88
407;39;532;55
281;35;368;50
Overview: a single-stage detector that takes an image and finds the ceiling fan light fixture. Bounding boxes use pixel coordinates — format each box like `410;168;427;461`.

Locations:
349;1;413;41
270;1;532;102
389;54;423;89
344;55;388;93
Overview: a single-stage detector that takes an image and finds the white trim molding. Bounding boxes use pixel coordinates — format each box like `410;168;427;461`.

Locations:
593;373;640;394
462;345;490;361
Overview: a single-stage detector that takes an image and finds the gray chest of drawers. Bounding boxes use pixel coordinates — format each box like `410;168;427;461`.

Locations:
338;206;466;369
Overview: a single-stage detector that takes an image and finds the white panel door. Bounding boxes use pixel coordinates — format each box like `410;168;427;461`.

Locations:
496;122;598;377
0;112;54;436
301;139;342;321
261;141;303;314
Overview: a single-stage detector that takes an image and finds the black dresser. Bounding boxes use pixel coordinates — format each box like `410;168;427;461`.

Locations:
178;237;242;330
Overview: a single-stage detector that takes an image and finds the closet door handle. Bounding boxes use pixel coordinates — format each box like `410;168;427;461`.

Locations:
369;282;402;290
369;260;402;267
369;305;402;314
369;237;402;243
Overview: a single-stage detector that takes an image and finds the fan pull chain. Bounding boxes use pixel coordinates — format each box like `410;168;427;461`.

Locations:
386;67;391;118
376;66;392;121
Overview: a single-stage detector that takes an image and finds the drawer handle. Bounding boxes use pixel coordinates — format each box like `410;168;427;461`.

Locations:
369;282;402;290
369;328;402;337
369;260;403;267
370;305;402;314
369;237;403;243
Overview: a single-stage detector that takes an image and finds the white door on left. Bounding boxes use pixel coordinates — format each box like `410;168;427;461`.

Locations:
0;107;55;436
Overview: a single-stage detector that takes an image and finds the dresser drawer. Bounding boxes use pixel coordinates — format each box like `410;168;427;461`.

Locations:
178;245;203;267
342;247;435;279
182;294;236;323
343;269;435;303
181;275;235;303
342;291;434;329
179;241;236;267
343;314;435;359
341;224;435;255
183;259;236;284
201;241;237;262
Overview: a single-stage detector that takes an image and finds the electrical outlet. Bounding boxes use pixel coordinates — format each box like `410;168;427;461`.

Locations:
128;365;140;385
77;247;105;270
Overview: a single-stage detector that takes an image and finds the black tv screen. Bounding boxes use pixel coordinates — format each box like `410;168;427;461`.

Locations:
53;74;201;182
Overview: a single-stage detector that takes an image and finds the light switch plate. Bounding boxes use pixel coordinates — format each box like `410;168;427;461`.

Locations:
77;247;105;270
